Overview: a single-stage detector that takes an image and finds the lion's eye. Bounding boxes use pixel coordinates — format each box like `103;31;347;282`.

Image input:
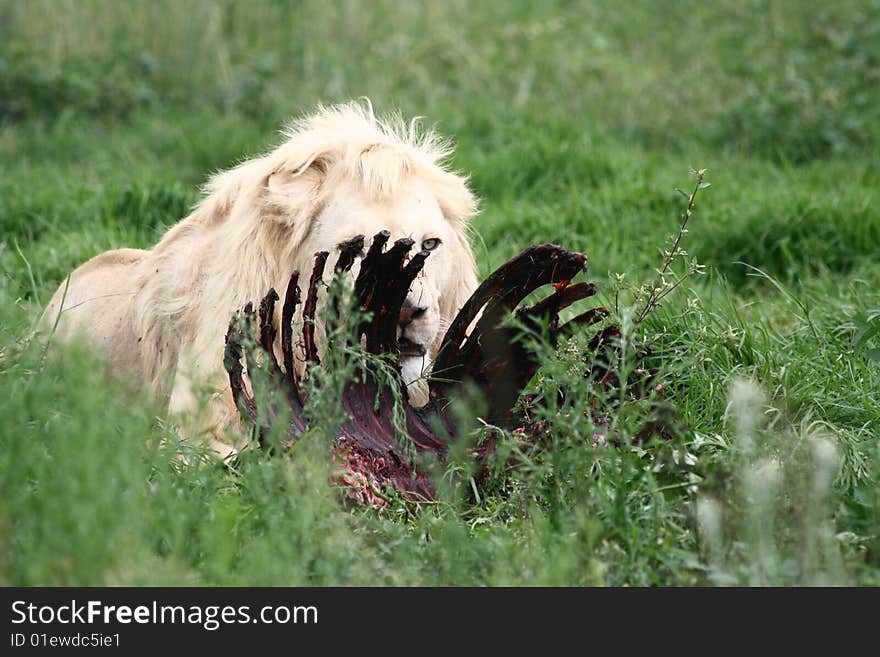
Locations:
421;238;441;251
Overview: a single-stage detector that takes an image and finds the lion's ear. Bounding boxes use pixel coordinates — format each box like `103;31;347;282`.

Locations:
263;157;328;226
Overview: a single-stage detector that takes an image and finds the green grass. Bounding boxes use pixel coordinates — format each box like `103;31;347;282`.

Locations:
2;0;879;586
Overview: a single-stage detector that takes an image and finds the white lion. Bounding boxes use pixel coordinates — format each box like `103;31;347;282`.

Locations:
41;102;479;457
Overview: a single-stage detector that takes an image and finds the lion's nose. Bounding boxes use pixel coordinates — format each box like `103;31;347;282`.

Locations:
398;303;426;328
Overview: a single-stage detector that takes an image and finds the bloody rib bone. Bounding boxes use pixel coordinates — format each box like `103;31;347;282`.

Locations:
224;232;650;504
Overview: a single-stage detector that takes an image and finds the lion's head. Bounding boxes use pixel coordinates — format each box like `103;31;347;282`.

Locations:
208;102;480;404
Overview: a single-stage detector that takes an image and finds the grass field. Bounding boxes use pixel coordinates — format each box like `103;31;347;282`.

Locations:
2;0;879;586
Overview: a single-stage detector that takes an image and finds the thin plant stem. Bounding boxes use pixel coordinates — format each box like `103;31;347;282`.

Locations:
634;168;709;325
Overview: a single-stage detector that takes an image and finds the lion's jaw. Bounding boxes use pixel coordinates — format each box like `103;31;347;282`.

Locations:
395;273;441;400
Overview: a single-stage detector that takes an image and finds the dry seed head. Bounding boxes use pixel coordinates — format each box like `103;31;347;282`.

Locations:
727;378;767;447
811;436;838;498
696;496;723;551
744;458;783;507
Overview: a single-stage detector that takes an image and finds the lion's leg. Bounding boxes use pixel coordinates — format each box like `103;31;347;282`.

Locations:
168;347;246;461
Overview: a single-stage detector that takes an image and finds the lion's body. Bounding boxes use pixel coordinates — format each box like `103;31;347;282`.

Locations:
41;103;479;456
46;248;148;385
